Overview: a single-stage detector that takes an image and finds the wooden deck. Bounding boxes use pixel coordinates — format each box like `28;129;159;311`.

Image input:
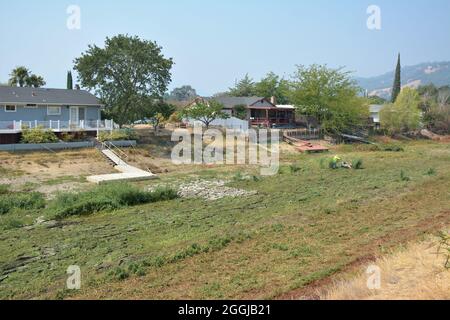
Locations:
283;134;329;153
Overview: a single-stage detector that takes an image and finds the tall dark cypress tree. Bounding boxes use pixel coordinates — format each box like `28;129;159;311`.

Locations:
391;53;401;103
67;71;73;90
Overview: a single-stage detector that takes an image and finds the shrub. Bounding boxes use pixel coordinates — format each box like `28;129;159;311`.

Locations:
252;175;261;182
233;172;244;181
109;267;130;281
2;218;24;230
352;159;364;170
400;170;411;182
0;192;45;215
380;88;421;135
21;126;58;144
97;129;137;142
426;168;437;176
383;144;404;152
48;183;178;219
60;131;87;142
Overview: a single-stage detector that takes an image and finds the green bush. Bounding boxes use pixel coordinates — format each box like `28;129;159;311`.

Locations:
97;129;137;142
2;218;24;230
400;170;411;182
352;159;364;170
60;131;88;142
48;183;178;219
383;144;404;152
21;126;58;144
0;192;46;215
109;267;130;281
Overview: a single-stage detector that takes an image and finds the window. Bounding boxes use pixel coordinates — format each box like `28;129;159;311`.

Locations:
47;106;61;116
5;105;16;112
25;104;38;108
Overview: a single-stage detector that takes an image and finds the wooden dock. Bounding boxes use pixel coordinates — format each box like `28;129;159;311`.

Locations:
283;133;329;153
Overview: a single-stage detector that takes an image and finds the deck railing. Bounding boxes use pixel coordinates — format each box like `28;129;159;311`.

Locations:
0;120;117;132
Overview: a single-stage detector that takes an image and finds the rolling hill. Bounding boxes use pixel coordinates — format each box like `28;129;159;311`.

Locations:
357;61;450;99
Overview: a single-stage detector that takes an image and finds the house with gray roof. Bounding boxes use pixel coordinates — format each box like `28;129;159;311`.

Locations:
0;87;115;144
187;96;295;128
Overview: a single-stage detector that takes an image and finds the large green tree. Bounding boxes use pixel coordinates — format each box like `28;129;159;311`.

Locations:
254;72;290;104
289;64;368;134
9;67;46;88
228;74;256;97
380;87;421;135
181;100;229;129
418;85;450;134
391;53;401;103
74;34;174;127
169;85;197;101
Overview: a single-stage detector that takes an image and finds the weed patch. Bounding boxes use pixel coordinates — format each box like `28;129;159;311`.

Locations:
48;183;178;219
400;170;411;182
352;159;364;170
0;192;45;215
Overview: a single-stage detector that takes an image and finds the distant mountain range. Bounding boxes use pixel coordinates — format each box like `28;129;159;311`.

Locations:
356;61;450;99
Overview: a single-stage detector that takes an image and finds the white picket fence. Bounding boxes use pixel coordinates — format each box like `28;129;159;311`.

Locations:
0;120;116;133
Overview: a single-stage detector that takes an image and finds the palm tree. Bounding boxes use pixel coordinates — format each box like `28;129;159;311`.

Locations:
9;66;30;87
26;74;46;88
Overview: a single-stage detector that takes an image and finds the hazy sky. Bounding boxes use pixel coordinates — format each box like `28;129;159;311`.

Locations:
1;0;450;95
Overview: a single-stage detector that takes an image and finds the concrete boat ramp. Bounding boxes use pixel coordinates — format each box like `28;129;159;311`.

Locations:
87;149;157;184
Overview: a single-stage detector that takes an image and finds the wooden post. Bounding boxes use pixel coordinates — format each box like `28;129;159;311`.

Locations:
96;120;100;138
57;120;60;131
49;120;52;130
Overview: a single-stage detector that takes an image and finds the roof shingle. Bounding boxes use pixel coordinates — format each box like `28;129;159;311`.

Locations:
0;87;102;106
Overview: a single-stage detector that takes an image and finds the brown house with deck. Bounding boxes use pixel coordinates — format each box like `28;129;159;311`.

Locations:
187;96;296;128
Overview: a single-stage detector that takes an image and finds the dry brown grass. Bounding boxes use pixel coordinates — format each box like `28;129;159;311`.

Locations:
0;148;113;192
322;233;450;300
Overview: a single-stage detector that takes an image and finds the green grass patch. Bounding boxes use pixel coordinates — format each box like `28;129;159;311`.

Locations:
0;184;9;195
352;158;364;170
0;191;45;215
47;183;178;219
1;140;450;299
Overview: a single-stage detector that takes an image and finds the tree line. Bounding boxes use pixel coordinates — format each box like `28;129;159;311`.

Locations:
5;36;447;136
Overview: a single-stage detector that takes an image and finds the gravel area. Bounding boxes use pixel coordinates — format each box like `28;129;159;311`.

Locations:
148;179;257;201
